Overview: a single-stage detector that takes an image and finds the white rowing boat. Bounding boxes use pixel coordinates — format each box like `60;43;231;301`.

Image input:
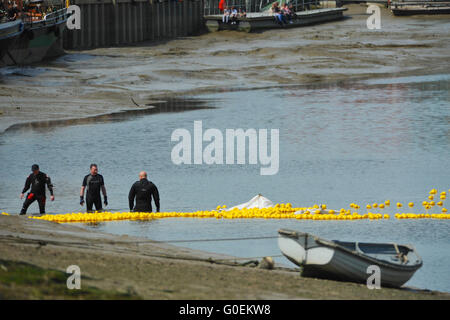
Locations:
278;229;423;288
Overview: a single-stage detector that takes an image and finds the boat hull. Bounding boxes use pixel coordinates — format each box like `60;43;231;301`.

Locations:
301;247;419;287
0;19;24;63
278;229;422;288
0;22;66;67
0;38;15;63
1;8;69;67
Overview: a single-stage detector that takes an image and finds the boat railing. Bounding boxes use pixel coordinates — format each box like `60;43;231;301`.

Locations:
43;8;67;22
204;0;326;16
21;7;69;27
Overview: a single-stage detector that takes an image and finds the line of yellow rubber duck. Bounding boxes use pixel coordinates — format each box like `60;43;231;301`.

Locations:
2;189;449;223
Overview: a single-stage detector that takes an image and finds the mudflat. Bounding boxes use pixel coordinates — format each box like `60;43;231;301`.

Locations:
1;5;449;133
0;215;448;299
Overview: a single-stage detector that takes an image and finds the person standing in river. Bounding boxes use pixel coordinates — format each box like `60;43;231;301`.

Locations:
128;171;160;213
80;164;108;212
20;164;54;215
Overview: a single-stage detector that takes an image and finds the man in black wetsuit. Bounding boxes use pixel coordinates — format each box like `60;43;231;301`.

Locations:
20;164;54;215
128;171;160;212
80;164;108;212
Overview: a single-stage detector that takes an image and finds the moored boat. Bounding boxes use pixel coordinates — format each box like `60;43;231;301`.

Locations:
0;0;70;67
278;229;423;288
390;0;450;15
204;7;348;33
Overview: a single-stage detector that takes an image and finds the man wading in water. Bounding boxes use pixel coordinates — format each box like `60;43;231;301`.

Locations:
80;164;108;212
20;164;54;215
128;171;160;212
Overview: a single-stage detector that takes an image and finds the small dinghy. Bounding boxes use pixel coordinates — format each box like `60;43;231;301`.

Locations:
278;229;423;288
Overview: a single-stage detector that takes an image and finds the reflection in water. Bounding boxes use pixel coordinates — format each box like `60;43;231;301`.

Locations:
84;222;105;229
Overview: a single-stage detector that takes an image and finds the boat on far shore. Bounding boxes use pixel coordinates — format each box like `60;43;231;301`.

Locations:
390;0;450;15
204;2;348;33
0;0;70;67
278;229;423;288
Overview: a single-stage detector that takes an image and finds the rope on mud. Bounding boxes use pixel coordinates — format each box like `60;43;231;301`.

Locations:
0;235;280;248
146;235;279;244
137;251;286;266
0;235;293;270
0;234;279;245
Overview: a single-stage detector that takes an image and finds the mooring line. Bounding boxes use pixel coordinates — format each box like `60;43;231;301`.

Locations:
153;235;279;244
0;234;279;246
0;235;291;270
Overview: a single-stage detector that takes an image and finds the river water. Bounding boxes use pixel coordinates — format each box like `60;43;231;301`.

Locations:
1;73;449;292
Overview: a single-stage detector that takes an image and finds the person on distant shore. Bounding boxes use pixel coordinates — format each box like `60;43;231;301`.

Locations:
222;6;231;24
272;2;287;26
269;2;275;14
128;171;160;212
230;6;238;24
20;164;54;215
281;3;293;24
46;5;54;15
288;3;298;19
80;164;108;212
238;8;246;18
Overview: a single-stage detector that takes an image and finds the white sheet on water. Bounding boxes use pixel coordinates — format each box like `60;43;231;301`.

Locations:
228;194;274;210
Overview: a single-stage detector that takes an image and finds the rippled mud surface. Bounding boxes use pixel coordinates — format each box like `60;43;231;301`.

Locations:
1;5;449;132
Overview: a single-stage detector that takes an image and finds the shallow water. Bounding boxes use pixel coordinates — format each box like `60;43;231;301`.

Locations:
0;73;449;291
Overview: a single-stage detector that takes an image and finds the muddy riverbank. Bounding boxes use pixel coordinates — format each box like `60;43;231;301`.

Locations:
0;215;449;299
1;5;449;133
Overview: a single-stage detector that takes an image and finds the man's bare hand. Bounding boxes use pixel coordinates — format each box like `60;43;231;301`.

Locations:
20;193;24;199
50;195;55;201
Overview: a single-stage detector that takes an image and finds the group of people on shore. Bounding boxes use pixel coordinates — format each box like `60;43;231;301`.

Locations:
270;2;297;25
222;6;246;24
19;164;160;215
221;2;298;26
